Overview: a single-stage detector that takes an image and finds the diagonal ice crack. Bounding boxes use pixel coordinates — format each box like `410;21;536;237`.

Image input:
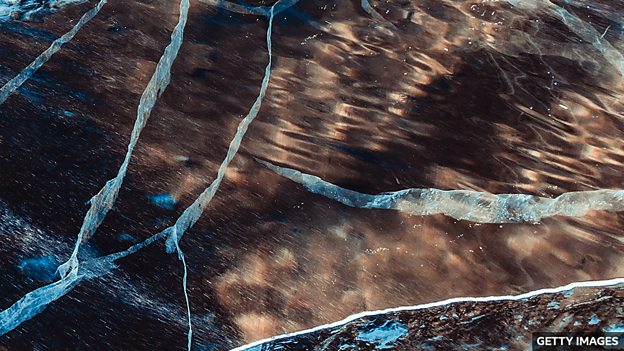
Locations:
230;277;624;351
0;0;107;105
257;159;624;223
56;0;191;279
0;270;82;335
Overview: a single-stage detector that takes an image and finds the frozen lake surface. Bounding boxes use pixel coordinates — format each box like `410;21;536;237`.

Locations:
0;0;623;349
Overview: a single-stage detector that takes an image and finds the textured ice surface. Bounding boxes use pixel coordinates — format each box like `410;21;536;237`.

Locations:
355;320;409;349
0;0;283;341
148;193;177;210
18;256;59;282
0;271;83;335
233;278;624;351
56;0;189;279
163;4;277;347
200;0;299;17
1;0;623;348
0;221;163;336
604;323;624;333
506;0;624;76
0;0;85;21
258;160;624;223
0;0;191;336
589;315;600;325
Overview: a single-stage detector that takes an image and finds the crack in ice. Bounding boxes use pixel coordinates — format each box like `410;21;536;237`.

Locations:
257;160;624;223
56;0;190;279
0;0;106;105
231;277;624;351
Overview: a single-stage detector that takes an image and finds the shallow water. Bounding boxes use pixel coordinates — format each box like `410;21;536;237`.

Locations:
0;0;623;349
